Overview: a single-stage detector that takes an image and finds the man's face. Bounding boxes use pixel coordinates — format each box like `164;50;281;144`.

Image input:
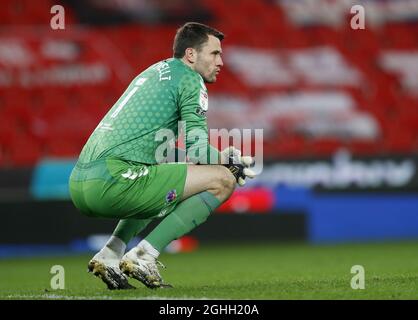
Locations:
193;35;223;83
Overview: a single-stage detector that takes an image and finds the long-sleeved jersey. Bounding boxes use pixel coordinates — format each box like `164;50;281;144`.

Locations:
78;58;219;165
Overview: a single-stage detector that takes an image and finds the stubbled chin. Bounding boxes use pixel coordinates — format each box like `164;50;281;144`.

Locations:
206;76;217;83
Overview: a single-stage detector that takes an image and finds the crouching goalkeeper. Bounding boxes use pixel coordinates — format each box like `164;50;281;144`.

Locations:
68;22;256;290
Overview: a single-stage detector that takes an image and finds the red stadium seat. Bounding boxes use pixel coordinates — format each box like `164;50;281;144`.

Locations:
266;136;309;159
311;138;344;157
0;116;17;150
1;3;418;167
46;138;83;158
9;134;42;166
348;140;381;156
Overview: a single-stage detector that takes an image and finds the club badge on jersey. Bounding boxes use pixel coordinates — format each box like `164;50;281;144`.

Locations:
165;189;177;203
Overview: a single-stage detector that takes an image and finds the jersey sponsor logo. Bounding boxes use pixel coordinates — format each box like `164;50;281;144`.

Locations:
199;89;208;111
121;167;149;180
195;107;207;117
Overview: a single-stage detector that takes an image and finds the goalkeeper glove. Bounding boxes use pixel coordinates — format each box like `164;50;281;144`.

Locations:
221;147;256;186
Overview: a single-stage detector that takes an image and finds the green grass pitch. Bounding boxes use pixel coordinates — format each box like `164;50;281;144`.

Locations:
1;241;418;300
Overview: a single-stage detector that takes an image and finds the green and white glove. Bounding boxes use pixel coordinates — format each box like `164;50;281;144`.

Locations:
221;147;256;186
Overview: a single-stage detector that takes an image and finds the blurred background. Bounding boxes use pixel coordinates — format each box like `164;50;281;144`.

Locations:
1;0;418;258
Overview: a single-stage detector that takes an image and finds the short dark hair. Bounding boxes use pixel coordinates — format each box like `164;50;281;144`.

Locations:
173;22;224;58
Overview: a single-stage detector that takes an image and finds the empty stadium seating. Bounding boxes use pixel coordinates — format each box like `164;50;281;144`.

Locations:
0;0;417;167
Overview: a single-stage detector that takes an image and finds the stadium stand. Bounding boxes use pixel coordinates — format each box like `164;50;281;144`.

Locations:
0;0;418;167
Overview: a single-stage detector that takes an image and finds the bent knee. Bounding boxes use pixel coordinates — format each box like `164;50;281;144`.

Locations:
219;167;236;192
210;166;236;198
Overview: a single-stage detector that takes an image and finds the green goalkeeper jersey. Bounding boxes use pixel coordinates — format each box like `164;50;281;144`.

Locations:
78;58;219;165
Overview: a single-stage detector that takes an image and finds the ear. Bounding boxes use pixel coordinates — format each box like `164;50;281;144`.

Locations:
184;48;197;64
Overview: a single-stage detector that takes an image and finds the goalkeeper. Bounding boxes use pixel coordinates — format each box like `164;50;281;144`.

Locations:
68;22;256;290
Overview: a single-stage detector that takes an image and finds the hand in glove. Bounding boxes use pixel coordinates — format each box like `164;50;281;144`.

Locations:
221;147;256;186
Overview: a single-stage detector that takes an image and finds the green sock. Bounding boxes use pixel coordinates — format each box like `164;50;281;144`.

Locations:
112;218;152;245
144;191;221;252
